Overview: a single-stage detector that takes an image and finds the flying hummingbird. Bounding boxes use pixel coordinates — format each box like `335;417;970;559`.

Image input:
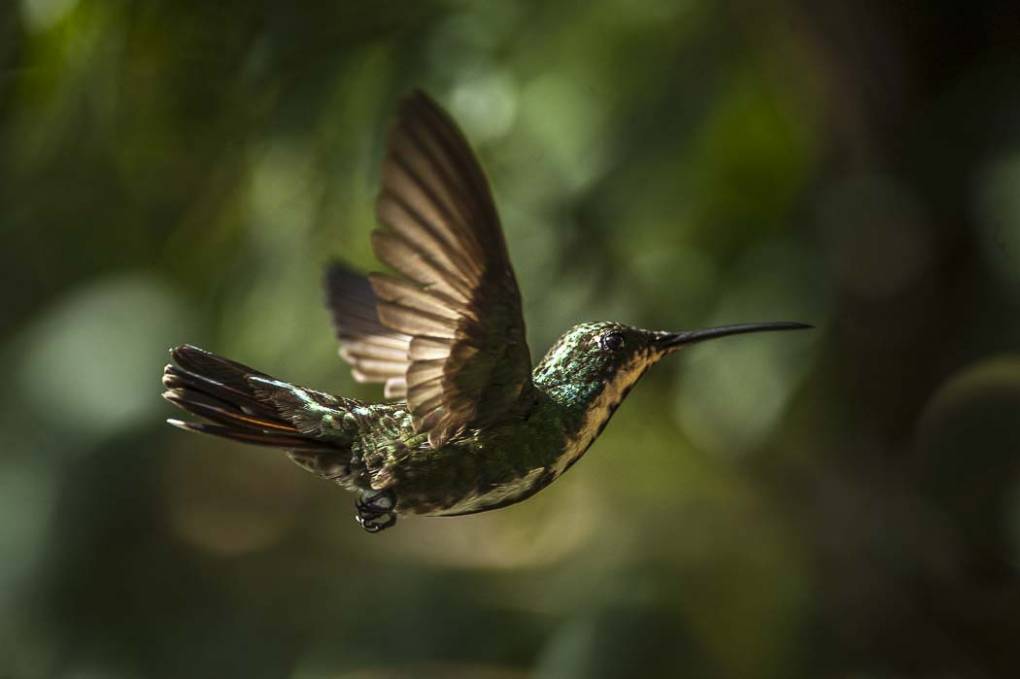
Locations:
162;91;810;532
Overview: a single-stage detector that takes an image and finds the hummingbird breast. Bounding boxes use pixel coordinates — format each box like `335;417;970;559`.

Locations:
426;466;549;516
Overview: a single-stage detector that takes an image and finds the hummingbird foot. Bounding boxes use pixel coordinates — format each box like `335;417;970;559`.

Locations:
355;489;397;533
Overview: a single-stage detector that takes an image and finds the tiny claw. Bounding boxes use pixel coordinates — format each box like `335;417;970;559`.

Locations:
355;489;398;533
356;512;397;533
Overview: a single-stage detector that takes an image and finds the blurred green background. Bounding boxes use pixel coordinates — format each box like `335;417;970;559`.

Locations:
3;0;1020;677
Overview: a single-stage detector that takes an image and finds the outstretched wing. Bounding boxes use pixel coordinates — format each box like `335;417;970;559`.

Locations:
324;262;411;400
371;90;532;447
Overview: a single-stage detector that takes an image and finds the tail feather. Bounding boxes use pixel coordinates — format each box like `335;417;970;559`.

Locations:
166;346;279;420
162;345;344;452
166;418;330;450
162;384;295;434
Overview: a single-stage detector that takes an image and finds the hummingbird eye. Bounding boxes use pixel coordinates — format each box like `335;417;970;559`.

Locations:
599;332;625;351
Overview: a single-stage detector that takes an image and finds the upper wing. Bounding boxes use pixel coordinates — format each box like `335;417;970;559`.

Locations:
324;262;411;400
371;90;532;447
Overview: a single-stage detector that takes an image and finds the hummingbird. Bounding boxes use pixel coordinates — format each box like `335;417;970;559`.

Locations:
162;90;810;532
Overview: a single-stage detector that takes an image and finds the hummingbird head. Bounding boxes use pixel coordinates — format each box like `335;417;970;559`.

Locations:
534;319;810;464
534;321;677;397
535;319;810;396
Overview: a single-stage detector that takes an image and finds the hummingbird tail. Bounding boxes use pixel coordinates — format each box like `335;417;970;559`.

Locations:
161;345;348;453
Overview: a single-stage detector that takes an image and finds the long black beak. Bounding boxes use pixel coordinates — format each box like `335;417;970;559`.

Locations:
655;321;812;351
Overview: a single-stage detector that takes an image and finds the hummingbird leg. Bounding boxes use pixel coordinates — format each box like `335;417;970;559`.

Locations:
355;489;397;533
357;512;396;533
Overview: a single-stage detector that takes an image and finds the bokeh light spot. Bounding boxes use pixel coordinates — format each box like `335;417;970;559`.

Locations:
976;155;1020;292
17;274;193;441
520;74;608;192
20;0;79;32
451;70;518;143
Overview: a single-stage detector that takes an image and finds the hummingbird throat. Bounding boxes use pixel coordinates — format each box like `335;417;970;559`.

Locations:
544;351;656;477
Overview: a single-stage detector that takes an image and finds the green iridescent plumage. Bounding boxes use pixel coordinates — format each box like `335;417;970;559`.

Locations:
162;91;810;532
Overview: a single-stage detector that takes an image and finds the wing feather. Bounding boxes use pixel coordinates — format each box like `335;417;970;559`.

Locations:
322;92;533;445
324;262;411;399
372;91;532;446
371;230;475;301
369;273;468;319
